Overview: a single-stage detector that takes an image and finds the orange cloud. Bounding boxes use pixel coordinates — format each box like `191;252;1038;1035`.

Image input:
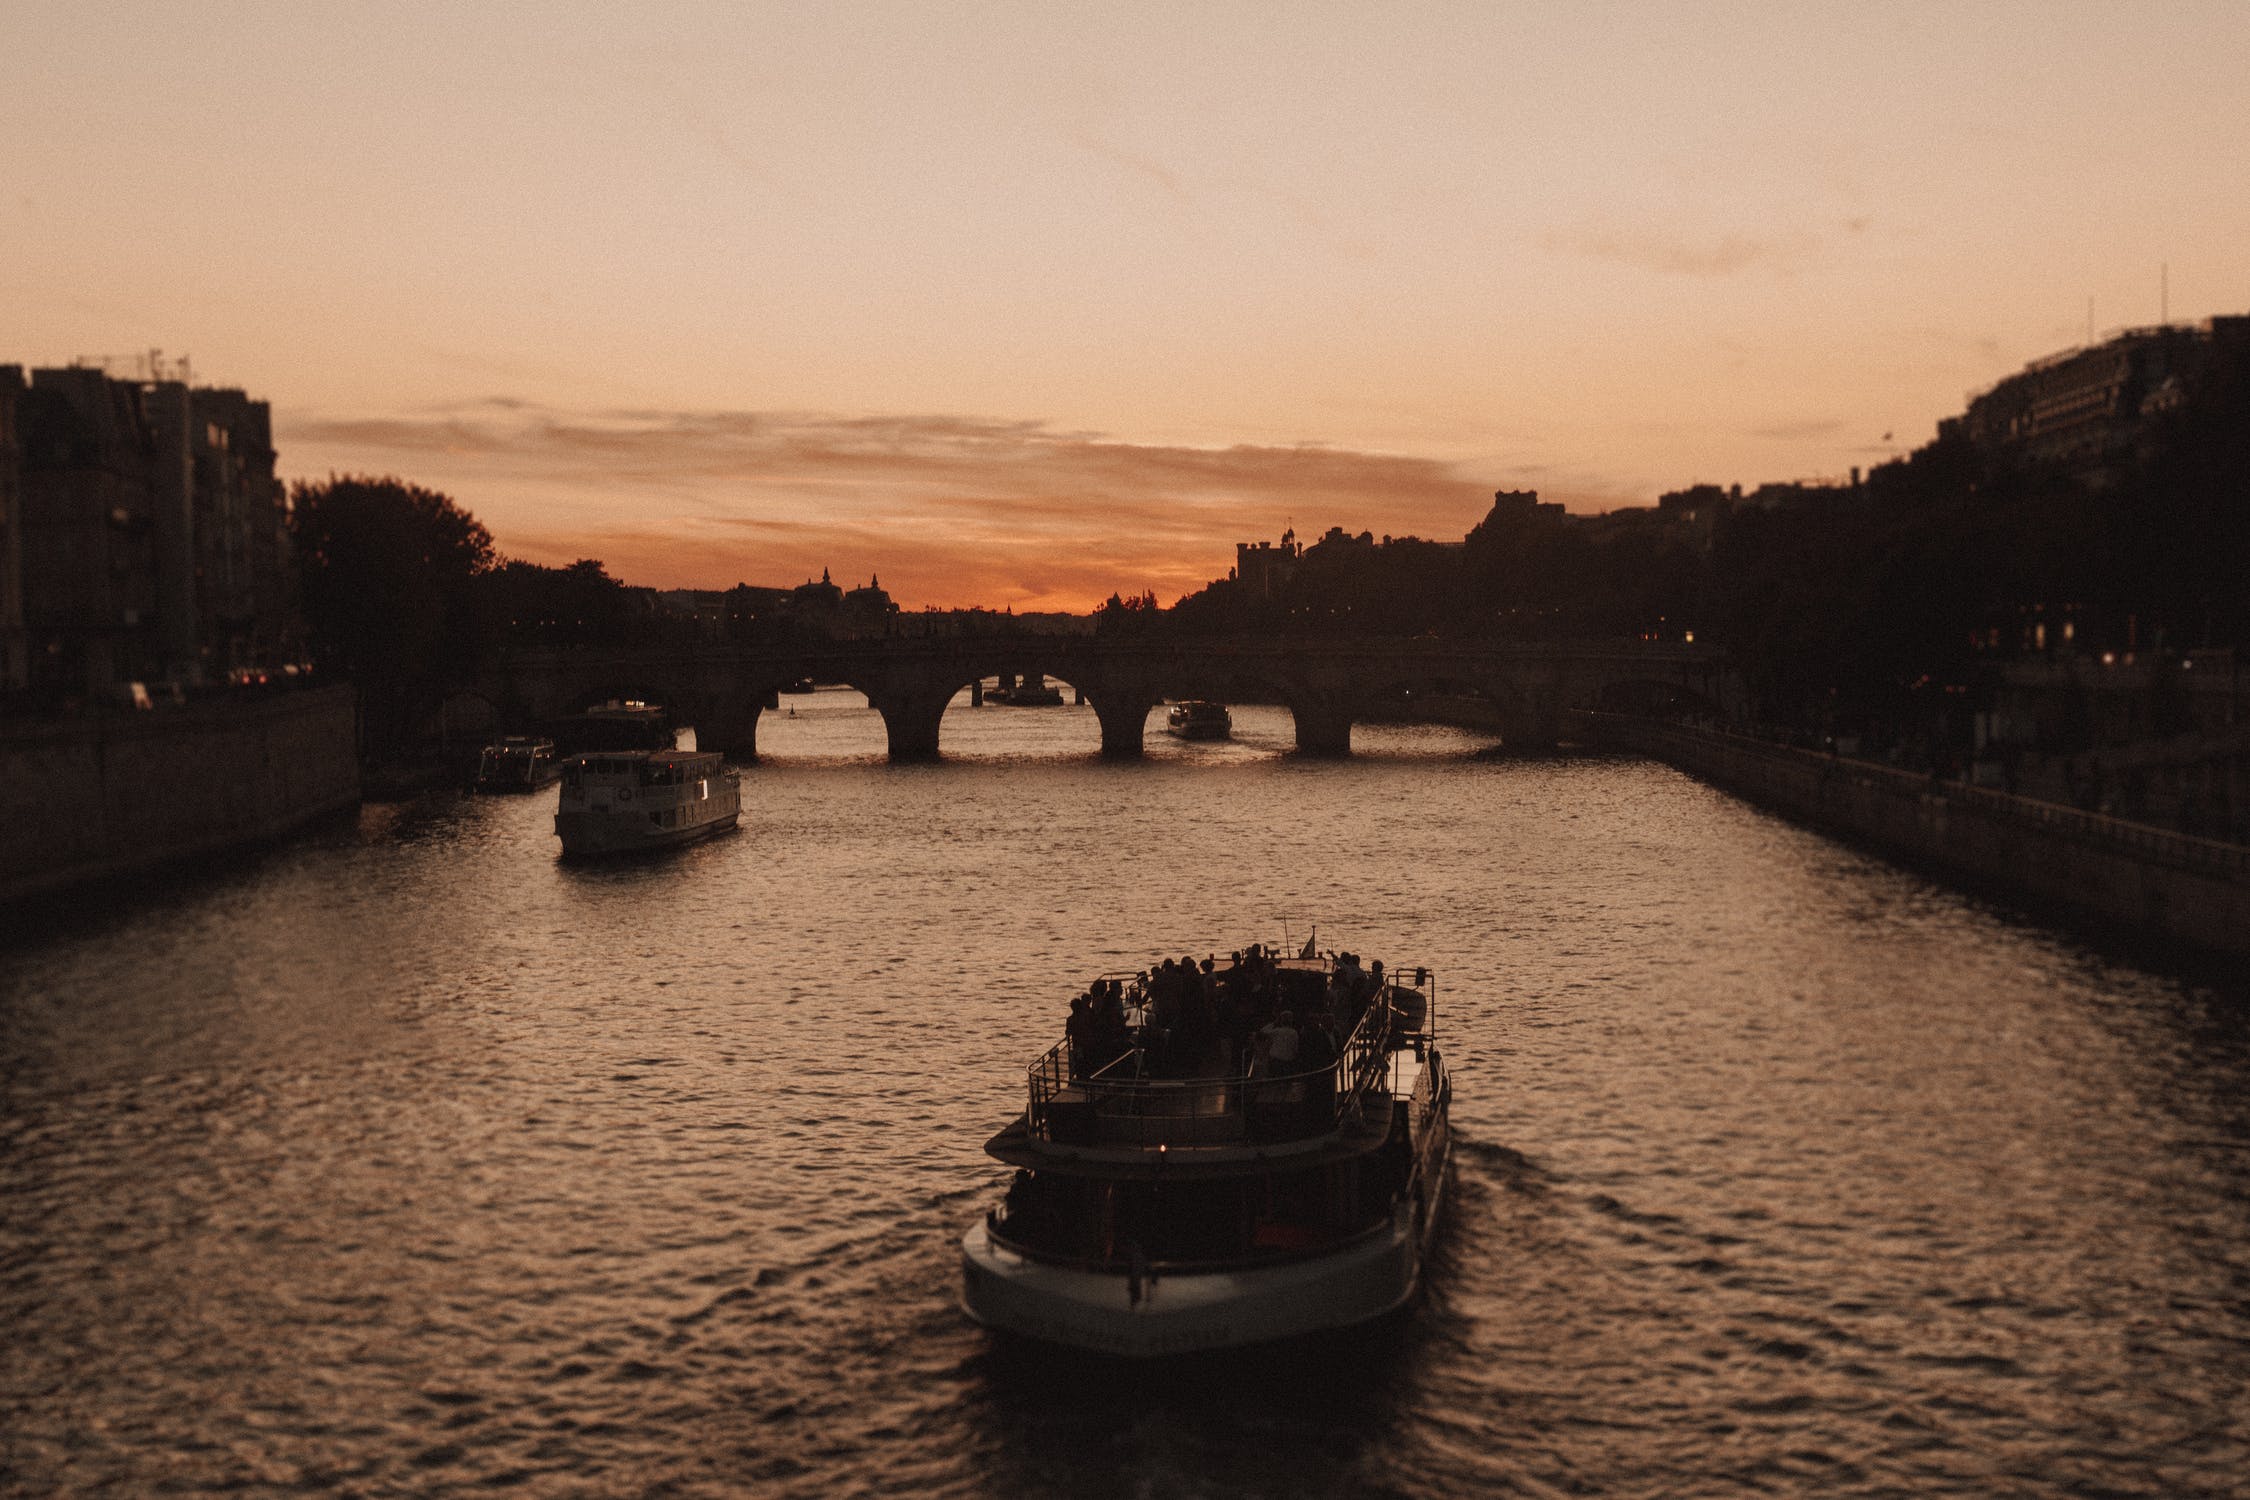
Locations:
279;400;1521;611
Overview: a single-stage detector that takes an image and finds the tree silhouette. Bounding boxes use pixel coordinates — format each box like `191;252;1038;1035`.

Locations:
290;475;493;758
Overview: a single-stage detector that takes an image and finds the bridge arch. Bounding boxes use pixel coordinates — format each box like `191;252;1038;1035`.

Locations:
1346;663;1577;750
844;657;1125;762
1359;666;1511;725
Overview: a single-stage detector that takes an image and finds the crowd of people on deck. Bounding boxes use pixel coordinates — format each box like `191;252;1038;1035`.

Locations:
1063;945;1397;1083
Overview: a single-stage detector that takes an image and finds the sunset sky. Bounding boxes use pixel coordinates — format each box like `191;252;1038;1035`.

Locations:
8;1;2249;610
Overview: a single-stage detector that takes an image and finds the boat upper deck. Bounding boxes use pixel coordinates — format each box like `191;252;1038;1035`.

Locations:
562;748;729;785
1004;950;1436;1164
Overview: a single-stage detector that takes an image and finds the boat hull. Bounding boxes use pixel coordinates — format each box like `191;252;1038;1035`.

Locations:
961;1209;1424;1358
554;805;739;857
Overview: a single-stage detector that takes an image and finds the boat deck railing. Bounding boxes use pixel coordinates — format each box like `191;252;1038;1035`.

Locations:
1025;968;1435;1151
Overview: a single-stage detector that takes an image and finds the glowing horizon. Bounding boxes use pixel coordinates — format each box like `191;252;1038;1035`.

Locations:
278;398;1506;609
9;1;2248;611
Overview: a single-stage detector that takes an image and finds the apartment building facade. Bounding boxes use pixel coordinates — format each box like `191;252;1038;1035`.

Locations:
0;362;293;702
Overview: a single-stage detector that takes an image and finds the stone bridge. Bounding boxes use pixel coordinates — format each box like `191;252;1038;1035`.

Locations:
462;635;1737;762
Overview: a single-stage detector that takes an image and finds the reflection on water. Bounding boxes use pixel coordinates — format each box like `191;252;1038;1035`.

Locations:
4;690;2247;1497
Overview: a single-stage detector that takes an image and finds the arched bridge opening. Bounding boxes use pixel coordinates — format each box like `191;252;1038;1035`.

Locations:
941;670;1117;762
849;660;1115;763
1355;670;1514;748
749;682;890;764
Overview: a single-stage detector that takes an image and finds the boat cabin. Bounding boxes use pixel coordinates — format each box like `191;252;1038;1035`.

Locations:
982;952;1441;1271
561;748;724;791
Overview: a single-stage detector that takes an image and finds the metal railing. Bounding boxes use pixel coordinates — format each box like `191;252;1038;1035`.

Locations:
1025;962;1437;1150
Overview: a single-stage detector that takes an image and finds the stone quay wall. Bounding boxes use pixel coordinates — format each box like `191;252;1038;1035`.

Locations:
1586;713;2250;959
0;685;360;903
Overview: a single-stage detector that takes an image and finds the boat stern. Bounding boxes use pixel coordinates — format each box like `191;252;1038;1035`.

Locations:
960;1212;1420;1358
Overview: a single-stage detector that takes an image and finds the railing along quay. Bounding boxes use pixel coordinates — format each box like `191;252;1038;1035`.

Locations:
1591;713;2250;882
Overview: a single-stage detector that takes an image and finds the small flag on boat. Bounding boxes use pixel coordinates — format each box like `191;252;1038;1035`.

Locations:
1300;930;1317;959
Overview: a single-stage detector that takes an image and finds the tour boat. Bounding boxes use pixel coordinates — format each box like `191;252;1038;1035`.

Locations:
1165;701;1233;740
472;735;561;793
992;675;1066;706
553;748;740;856
961;946;1450;1357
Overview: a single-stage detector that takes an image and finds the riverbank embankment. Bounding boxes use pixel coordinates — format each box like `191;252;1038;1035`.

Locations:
1584;712;2250;959
0;685;360;904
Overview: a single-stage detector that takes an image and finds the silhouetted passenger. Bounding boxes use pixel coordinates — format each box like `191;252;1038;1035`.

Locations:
1252;1010;1299;1078
1176;957;1215;1070
1083;981;1132;1074
1214;983;1244;1075
1066;988;1098;1077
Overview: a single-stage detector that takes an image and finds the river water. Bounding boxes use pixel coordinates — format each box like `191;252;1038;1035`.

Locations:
4;691;2247;1498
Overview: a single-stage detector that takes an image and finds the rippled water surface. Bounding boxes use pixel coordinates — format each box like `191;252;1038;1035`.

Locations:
5;692;2248;1497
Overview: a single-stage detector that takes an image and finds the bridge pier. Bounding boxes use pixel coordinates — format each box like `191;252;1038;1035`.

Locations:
866;683;954;763
1087;691;1159;759
698;702;766;761
1290;700;1355;757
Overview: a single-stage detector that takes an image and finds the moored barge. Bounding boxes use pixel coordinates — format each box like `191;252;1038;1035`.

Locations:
472;735;561;793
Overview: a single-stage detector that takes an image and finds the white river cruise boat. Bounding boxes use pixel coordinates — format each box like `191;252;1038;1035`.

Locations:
553;748;740;857
962;945;1451;1357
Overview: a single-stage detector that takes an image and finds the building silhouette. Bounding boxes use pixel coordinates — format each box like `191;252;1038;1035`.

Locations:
1942;316;2250;477
1234;529;1301;601
0;359;293;702
841;574;898;633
